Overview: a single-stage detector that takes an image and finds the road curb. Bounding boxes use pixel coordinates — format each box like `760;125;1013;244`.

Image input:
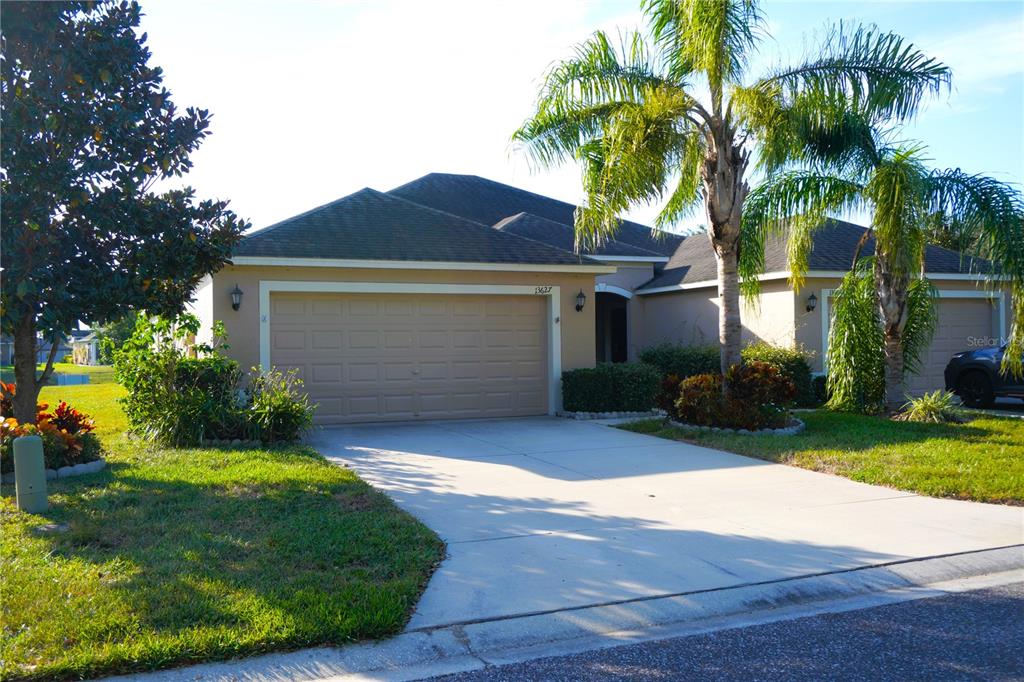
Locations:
104;545;1023;682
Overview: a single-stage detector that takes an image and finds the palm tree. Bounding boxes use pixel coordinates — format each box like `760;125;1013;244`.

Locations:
743;130;1024;412
513;0;949;383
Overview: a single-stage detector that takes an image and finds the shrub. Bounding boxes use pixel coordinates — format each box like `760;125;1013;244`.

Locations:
0;396;101;473
248;368;315;443
655;374;683;416
638;343;720;379
673;361;796;430
639;344;720;411
741;342;817;407
812;374;829;405
116;314;248;445
562;363;661;412
116;314;315;446
896;390;963;424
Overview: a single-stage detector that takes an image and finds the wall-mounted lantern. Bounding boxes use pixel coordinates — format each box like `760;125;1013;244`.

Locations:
575;289;586;312
230;285;243;311
806;292;818;313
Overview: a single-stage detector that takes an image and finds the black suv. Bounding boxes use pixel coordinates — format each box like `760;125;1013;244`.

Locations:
945;346;1024;407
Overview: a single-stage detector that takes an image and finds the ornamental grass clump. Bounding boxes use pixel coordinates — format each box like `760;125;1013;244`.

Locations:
896;390;964;424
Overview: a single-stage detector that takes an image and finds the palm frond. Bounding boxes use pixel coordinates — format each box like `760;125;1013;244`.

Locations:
575;89;696;250
754;23;949;124
642;0;765;94
512;30;680;169
863;146;930;280
825;259;885;413
923;168;1024;377
735;85;886;178
740;170;864;294
902;277;938;374
655;131;705;229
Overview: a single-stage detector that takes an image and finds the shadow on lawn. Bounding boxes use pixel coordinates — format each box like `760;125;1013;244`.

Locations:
2;445;442;679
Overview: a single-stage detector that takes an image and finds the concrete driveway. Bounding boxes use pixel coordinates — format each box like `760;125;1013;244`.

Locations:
309;417;1022;631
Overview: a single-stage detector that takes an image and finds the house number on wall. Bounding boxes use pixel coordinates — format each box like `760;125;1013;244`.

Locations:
534;286;553;295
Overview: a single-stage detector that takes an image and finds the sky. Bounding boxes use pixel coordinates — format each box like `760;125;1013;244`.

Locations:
139;0;1024;235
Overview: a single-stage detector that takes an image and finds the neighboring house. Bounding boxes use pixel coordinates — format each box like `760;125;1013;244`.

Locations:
0;335;73;366
70;330;100;365
194;173;1009;424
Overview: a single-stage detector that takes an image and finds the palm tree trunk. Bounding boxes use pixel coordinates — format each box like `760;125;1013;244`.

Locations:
882;332;905;412
717;245;742;374
875;257;910;413
701;120;749;386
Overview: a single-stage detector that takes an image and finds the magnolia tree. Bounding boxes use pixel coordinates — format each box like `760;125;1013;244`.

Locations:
1;1;247;423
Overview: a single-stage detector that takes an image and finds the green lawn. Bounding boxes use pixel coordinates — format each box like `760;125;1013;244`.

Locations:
1;363;117;385
0;383;444;681
621;410;1024;505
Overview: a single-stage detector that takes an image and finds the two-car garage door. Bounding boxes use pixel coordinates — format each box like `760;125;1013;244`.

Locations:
269;292;549;424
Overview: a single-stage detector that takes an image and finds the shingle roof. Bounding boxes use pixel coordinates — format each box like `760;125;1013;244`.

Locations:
388;173;684;256
640;219;995;291
234;188;601;266
492;212;667;258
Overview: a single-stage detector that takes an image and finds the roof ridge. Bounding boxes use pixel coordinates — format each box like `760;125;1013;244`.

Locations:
243;188;378;241
395;172;671;235
382;192;596;264
493;210;668;258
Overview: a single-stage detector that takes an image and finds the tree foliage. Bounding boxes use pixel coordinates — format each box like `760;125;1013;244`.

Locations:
1;1;247;420
513;0;947;378
745;125;1023;410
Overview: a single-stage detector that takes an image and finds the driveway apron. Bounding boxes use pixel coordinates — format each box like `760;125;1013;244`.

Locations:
308;417;1023;630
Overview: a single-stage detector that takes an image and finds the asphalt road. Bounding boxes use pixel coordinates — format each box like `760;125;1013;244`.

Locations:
430;583;1024;682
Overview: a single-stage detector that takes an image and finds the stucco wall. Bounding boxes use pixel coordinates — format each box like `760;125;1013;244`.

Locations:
795;276;1011;372
597;263;656;292
208;264;599;375
634;279;796;351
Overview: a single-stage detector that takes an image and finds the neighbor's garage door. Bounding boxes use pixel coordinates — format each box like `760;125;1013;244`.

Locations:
906;296;996;395
269;292;548;424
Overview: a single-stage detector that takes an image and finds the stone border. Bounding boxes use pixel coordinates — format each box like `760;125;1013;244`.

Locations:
667;417;805;436
557;409;665;421
1;458;107;484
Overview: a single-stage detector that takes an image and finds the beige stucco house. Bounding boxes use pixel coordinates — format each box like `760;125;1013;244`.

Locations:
192;173;1008;424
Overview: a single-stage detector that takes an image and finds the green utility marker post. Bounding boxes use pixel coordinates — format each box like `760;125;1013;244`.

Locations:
14;435;48;513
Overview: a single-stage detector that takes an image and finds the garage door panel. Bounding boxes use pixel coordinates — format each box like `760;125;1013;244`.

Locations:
906;297;994;395
270;292;548;424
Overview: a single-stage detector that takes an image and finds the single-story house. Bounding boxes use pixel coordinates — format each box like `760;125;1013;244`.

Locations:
0;334;74;367
192;173;1009;423
70;330;100;366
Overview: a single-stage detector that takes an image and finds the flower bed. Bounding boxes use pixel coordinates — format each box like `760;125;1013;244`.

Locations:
1;383;102;474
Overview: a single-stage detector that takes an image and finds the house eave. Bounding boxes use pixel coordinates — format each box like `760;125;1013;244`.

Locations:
634;269;1008;295
229;256;617;274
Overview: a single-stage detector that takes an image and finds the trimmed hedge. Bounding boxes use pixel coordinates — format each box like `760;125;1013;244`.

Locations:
741;342;817;407
562;362;661;412
638;343;720;379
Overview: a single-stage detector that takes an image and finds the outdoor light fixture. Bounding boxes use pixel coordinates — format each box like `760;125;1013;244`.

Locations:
575;289;586;312
230;285;243;311
806;292;818;313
